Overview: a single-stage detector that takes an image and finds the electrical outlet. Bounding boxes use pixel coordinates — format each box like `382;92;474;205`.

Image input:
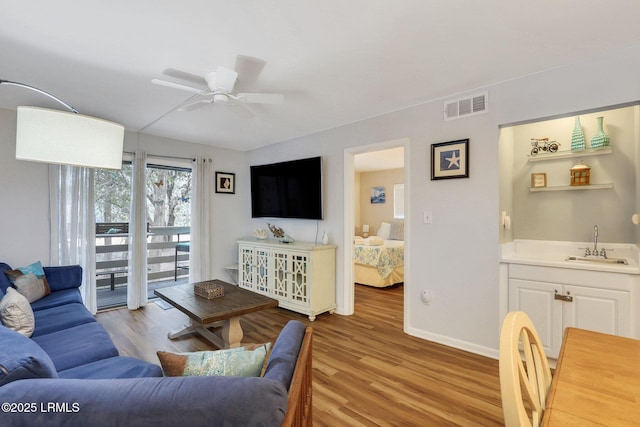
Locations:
423;211;433;224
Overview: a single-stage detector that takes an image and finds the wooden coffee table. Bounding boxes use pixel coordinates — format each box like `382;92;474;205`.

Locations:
154;280;278;349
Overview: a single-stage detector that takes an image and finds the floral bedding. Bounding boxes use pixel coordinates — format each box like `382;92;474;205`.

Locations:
353;240;404;279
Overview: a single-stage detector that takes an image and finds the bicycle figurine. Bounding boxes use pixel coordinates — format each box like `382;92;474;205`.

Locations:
530;138;560;156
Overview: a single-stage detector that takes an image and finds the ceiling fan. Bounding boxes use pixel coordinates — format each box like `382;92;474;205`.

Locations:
151;57;284;116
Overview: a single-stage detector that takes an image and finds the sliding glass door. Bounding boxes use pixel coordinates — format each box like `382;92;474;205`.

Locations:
94;161;192;309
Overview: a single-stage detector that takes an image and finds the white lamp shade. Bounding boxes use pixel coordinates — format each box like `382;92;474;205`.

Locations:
362;224;369;232
16;106;124;170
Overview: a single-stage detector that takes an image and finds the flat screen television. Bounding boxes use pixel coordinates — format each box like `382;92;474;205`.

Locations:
250;156;323;220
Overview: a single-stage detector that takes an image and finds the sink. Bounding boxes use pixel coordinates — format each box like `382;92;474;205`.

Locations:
565;256;628;265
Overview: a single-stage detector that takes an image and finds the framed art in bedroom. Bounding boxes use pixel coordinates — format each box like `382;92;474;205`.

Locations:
215;172;235;194
370;186;386;204
431;138;469;180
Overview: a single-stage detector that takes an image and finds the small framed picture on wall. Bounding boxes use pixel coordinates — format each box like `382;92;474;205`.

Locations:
531;173;547;188
370;186;386;204
215;172;235;194
431;138;469;180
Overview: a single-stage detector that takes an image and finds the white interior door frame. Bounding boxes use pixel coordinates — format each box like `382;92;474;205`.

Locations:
342;138;410;317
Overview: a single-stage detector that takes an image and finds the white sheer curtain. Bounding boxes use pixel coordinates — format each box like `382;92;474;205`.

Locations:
189;157;213;282
127;150;148;310
49;165;97;314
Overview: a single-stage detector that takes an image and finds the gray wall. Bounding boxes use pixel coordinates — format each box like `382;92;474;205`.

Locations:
0;110;50;266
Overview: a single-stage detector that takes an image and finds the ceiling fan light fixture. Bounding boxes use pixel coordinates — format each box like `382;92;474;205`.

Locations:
213;93;229;104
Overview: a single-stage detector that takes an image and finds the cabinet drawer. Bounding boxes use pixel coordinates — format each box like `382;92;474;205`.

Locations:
508;263;634;291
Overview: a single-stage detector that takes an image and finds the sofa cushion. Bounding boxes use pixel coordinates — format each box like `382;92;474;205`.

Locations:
0;325;57;386
43;265;82;292
0;376;288;426
157;343;271;378
30;288;83;311
32;322;119;372
58;356;163;379
263;320;306;389
0;288;35;337
32;303;96;337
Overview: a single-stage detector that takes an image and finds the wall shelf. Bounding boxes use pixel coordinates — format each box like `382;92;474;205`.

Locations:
530;183;613;192
528;146;612;162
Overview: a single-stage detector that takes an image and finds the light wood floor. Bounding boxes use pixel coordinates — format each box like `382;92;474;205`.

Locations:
97;284;504;426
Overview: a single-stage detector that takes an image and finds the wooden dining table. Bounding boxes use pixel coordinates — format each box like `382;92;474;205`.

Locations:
542;327;640;426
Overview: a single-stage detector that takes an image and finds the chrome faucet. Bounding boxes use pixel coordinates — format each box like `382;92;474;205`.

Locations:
580;225;611;258
582;225;599;256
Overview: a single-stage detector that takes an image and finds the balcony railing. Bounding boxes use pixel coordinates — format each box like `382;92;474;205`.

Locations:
95;224;190;292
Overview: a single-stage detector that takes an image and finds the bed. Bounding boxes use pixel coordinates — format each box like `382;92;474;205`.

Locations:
353;238;404;287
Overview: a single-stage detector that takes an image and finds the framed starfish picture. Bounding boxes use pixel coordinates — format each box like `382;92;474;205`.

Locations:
430;139;469;180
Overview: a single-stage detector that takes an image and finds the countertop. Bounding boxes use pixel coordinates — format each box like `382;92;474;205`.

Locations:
500;239;640;274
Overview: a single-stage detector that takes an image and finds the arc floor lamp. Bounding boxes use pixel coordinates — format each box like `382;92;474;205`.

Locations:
0;79;124;170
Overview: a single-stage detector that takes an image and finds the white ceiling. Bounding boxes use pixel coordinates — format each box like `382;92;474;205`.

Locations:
2;1;640;152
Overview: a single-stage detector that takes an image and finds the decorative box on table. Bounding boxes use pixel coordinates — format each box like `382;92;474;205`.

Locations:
194;281;225;299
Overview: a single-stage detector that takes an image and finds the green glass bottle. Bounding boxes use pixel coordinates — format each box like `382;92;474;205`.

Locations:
590;116;610;149
571;117;585;151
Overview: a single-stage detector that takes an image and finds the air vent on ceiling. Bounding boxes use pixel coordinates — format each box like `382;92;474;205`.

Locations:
444;92;488;121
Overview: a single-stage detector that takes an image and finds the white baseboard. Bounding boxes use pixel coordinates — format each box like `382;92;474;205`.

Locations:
406;325;499;360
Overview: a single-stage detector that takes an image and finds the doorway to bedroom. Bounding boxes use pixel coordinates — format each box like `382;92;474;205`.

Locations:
346;141;407;321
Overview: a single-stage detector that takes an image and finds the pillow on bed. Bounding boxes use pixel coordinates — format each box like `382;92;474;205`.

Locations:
389;219;404;240
377;222;391;240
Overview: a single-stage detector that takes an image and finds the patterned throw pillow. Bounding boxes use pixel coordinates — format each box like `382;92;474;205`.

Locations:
4;261;51;303
0;288;35;337
157;343;271;378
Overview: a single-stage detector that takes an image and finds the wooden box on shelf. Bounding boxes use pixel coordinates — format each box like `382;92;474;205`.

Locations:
570;164;591;186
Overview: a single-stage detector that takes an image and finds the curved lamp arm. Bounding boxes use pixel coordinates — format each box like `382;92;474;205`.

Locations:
0;79;78;113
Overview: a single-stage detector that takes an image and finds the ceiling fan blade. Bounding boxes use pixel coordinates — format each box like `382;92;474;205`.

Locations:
177;98;213;112
162;68;207;86
152;79;204;95
226;102;255;119
235;93;284;104
214;66;238;92
234;55;266;90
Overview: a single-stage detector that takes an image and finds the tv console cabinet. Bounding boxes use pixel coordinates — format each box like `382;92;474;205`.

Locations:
237;238;336;321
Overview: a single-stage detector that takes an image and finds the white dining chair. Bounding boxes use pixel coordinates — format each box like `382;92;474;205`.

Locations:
499;311;552;427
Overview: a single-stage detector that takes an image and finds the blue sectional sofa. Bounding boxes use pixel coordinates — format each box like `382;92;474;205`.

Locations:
0;263;312;426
